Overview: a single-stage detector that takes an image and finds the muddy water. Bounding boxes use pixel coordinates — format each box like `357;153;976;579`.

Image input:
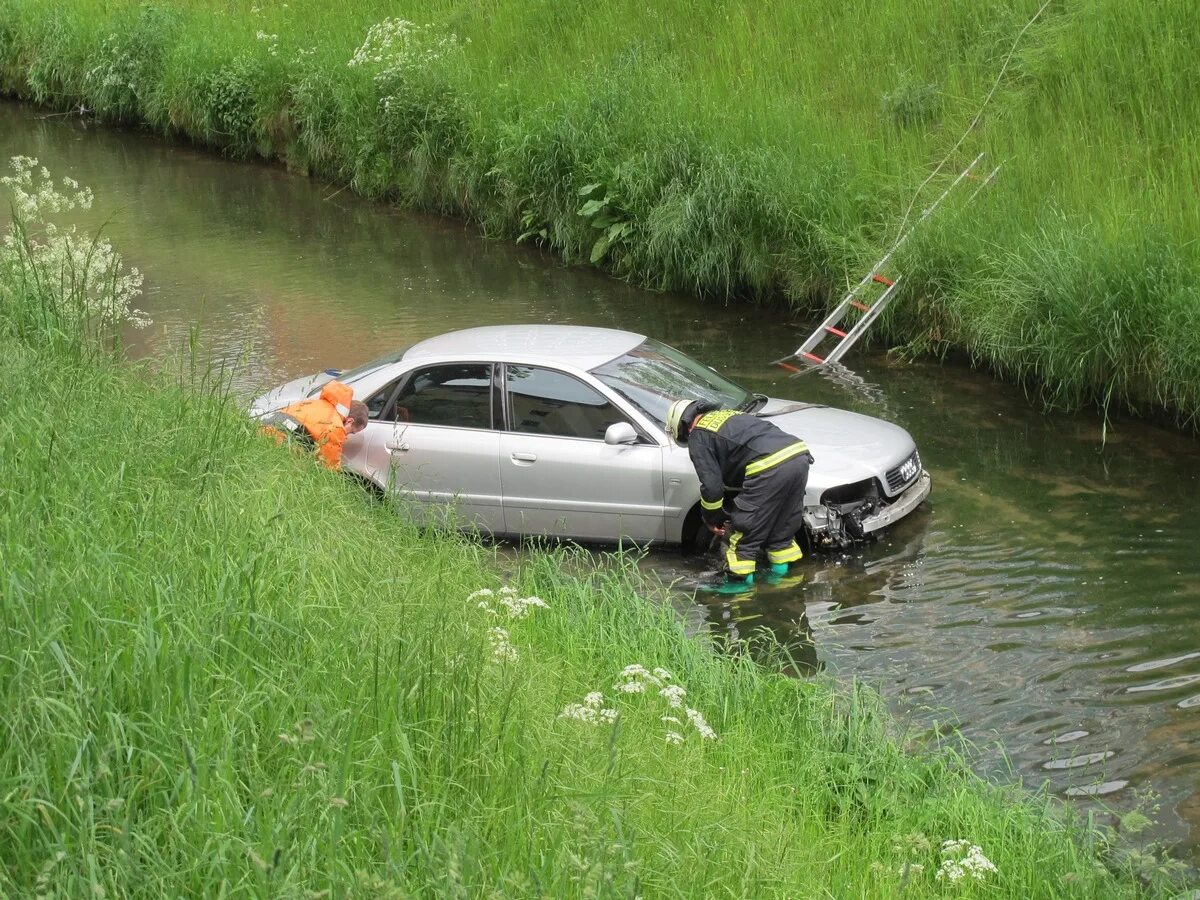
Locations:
4;102;1199;855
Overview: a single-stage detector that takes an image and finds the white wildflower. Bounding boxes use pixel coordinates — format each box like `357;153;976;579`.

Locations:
255;31;280;57
467;586;546;619
659;684;687;708
488;626;517;664
559;703;594;722
936;842;996;882
497;593;548;619
936;861;964;883
1;158;148;328
686;707;717;740
559;696;619;726
347;17;460;76
618;663;662;686
559;663;716;743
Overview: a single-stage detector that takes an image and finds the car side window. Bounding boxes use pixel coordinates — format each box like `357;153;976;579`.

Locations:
364;377;403;421
506;365;626;440
393;364;493;429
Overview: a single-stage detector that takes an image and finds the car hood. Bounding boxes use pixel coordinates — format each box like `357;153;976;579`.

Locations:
758;398;915;494
249;371;335;417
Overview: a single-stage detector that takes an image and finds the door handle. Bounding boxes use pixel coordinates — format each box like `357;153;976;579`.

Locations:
386;441;410;452
510;452;537;463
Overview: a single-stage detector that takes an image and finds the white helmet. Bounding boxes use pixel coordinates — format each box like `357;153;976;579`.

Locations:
666;398;697;444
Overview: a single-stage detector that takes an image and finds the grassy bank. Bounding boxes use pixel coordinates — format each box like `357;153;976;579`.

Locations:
0;169;1187;896
1;0;1198;427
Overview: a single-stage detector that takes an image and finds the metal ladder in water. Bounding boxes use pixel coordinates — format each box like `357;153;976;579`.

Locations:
775;152;1001;374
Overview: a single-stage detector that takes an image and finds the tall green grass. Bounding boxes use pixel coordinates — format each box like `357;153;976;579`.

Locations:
2;0;1198;425
0;176;1189;894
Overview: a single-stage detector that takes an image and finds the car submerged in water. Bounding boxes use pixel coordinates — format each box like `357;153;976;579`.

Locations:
250;325;930;551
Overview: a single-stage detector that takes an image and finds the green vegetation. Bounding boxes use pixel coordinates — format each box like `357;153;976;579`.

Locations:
0;0;1198;427
1;169;1188;896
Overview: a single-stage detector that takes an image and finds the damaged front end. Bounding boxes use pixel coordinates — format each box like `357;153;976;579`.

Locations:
805;468;932;551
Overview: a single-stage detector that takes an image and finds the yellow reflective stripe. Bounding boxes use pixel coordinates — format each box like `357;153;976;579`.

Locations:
767;542;804;564
725;553;756;575
745;441;809;477
725;532;756;575
701;497;724;511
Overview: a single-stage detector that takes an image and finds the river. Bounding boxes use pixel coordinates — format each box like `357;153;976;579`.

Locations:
3;100;1198;857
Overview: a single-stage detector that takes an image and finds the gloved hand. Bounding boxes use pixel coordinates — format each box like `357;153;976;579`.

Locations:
702;505;729;536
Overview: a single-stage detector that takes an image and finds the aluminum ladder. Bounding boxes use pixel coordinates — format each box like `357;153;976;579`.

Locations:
776;152;1000;373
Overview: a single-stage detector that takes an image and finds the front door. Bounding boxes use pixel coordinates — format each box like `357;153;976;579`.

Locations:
499;365;665;543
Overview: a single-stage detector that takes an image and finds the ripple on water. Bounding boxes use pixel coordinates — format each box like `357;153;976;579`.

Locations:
1126;673;1200;694
1064;780;1129;798
1126;651;1200;673
1044;730;1091;745
1042;750;1116;770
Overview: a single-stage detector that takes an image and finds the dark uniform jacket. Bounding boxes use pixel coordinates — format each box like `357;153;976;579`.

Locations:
687;409;809;522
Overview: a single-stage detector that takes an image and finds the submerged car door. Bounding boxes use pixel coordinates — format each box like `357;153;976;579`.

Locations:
352;363;504;532
498;364;665;543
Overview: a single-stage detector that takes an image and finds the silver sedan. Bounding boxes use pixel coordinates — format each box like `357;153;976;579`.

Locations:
251;324;930;549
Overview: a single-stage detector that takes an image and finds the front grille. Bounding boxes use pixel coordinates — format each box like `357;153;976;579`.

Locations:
886;450;921;492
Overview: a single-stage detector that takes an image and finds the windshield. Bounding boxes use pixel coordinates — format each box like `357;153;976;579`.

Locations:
332;346;411;385
591;339;754;426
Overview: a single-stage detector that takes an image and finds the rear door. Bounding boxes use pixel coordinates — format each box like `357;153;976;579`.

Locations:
498;364;665;543
352;363;504;533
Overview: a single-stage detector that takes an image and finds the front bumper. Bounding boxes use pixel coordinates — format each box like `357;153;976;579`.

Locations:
860;470;931;534
804;470;931;545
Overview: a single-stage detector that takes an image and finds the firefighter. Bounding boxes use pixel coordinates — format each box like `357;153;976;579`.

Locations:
666;398;812;583
260;380;369;470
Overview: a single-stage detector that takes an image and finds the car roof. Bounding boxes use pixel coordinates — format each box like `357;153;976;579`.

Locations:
403;324;647;371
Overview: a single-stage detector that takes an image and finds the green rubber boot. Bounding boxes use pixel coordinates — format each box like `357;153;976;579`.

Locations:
695;572;755;595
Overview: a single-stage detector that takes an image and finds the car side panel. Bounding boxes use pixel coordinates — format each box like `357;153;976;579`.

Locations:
498;433;666;543
349;421;504;533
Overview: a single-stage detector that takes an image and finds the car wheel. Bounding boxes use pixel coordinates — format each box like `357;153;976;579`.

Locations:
681;504;710;555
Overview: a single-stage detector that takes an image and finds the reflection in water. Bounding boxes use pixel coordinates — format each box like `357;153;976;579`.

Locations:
4;101;1200;858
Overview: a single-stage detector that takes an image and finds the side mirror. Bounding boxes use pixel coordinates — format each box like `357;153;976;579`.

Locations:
604;422;639;445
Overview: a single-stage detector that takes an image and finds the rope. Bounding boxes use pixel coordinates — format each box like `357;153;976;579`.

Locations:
888;0;1053;250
